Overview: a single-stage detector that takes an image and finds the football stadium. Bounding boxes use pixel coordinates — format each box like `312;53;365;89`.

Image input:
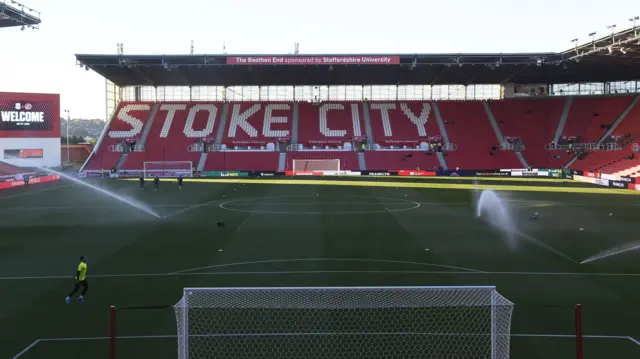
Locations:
2;3;640;358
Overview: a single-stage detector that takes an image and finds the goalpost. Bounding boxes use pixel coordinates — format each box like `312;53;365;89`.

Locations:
143;161;193;177
292;159;340;172
174;286;515;359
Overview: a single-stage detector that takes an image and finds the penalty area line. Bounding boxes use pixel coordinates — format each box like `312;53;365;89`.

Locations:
169;258;485;275
12;333;640;358
4;269;640;281
0;184;69;202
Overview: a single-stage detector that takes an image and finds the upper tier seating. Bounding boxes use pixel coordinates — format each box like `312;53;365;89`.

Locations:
221;102;292;148
561;96;632;142
368;101;441;146
489;98;564;168
83;96;638;173
0;161;24;176
438;101;521;169
83;103;152;171
297;102;365;148
122;103;223;170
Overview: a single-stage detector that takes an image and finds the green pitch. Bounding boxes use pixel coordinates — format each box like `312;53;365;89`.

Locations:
1;177;639;359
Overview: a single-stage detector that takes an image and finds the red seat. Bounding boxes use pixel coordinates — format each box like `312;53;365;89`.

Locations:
0;161;24;176
439;101;521;169
203;152;279;171
369;101;440;147
121;103;222;170
490;98;564;168
298;102;365;148
365;151;440;171
84;102;152;171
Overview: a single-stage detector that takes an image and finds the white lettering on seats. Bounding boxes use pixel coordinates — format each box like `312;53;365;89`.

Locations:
108;104;150;138
370;103;395;137
228;104;260;137
159;104;187;138
319;104;347;137
184;104;218;138
263;104;290;137
401;103;430;137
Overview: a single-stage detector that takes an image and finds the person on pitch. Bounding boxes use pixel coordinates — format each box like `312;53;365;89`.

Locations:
139;174;145;190
65;256;89;304
154;175;160;191
177;175;183;192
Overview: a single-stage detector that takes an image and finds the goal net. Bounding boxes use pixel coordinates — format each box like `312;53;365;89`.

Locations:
143;161;193;177
292;159;340;172
174;286;514;359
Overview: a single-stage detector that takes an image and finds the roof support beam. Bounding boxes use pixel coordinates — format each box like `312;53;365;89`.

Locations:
173;67;191;87
500;70;521;85
132;68;156;86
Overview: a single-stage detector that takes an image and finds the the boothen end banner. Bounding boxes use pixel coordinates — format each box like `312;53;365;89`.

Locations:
226;56;401;65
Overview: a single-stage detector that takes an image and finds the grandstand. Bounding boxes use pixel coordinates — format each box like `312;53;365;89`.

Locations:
76;26;640;178
0;0;40;30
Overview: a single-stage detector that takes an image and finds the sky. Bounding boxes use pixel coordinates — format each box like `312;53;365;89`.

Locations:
0;0;637;120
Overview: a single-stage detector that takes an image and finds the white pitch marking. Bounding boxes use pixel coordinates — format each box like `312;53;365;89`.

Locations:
11;339;40;359
169;258;485;274
4;269;640;281
11;333;640;358
0;185;69;202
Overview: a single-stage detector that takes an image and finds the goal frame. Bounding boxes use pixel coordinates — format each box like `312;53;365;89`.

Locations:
175;286;513;359
291;159;340;172
143;161;193;177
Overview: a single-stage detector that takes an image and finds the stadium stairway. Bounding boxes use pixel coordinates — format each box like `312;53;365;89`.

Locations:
115;103;160;171
483;101;530;167
432;103;452;145
82;103;153;172
553;97;573;144
278;152;286;171
567;96;640;171
439;101;522;169
357;152;367;170
197;152;207;172
490;98;563;168
291;103;299;145
361;102;375;145
600;95;640;142
483;102;505;143
436;151;448;170
213;103;230;145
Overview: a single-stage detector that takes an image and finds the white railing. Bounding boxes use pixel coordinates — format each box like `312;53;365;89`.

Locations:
545;142;622;151
634;143;640;153
364;143;457;151
187;144;203;153
108;144;124;152
131;144;145;152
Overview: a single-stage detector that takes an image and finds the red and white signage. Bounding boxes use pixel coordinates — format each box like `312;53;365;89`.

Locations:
0;174;61;190
0;92;60;138
226;56;400;66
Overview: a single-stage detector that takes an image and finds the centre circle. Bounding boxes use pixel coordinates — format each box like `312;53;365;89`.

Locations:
219;196;420;215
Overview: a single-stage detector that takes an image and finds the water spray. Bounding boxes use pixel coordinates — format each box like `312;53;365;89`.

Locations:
39;168;160;219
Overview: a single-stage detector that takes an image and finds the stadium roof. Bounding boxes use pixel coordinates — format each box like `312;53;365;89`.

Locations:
76;29;640;87
0;0;40;29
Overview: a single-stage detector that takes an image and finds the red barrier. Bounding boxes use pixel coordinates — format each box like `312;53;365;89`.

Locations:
395;170;437;177
0;174;60;190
